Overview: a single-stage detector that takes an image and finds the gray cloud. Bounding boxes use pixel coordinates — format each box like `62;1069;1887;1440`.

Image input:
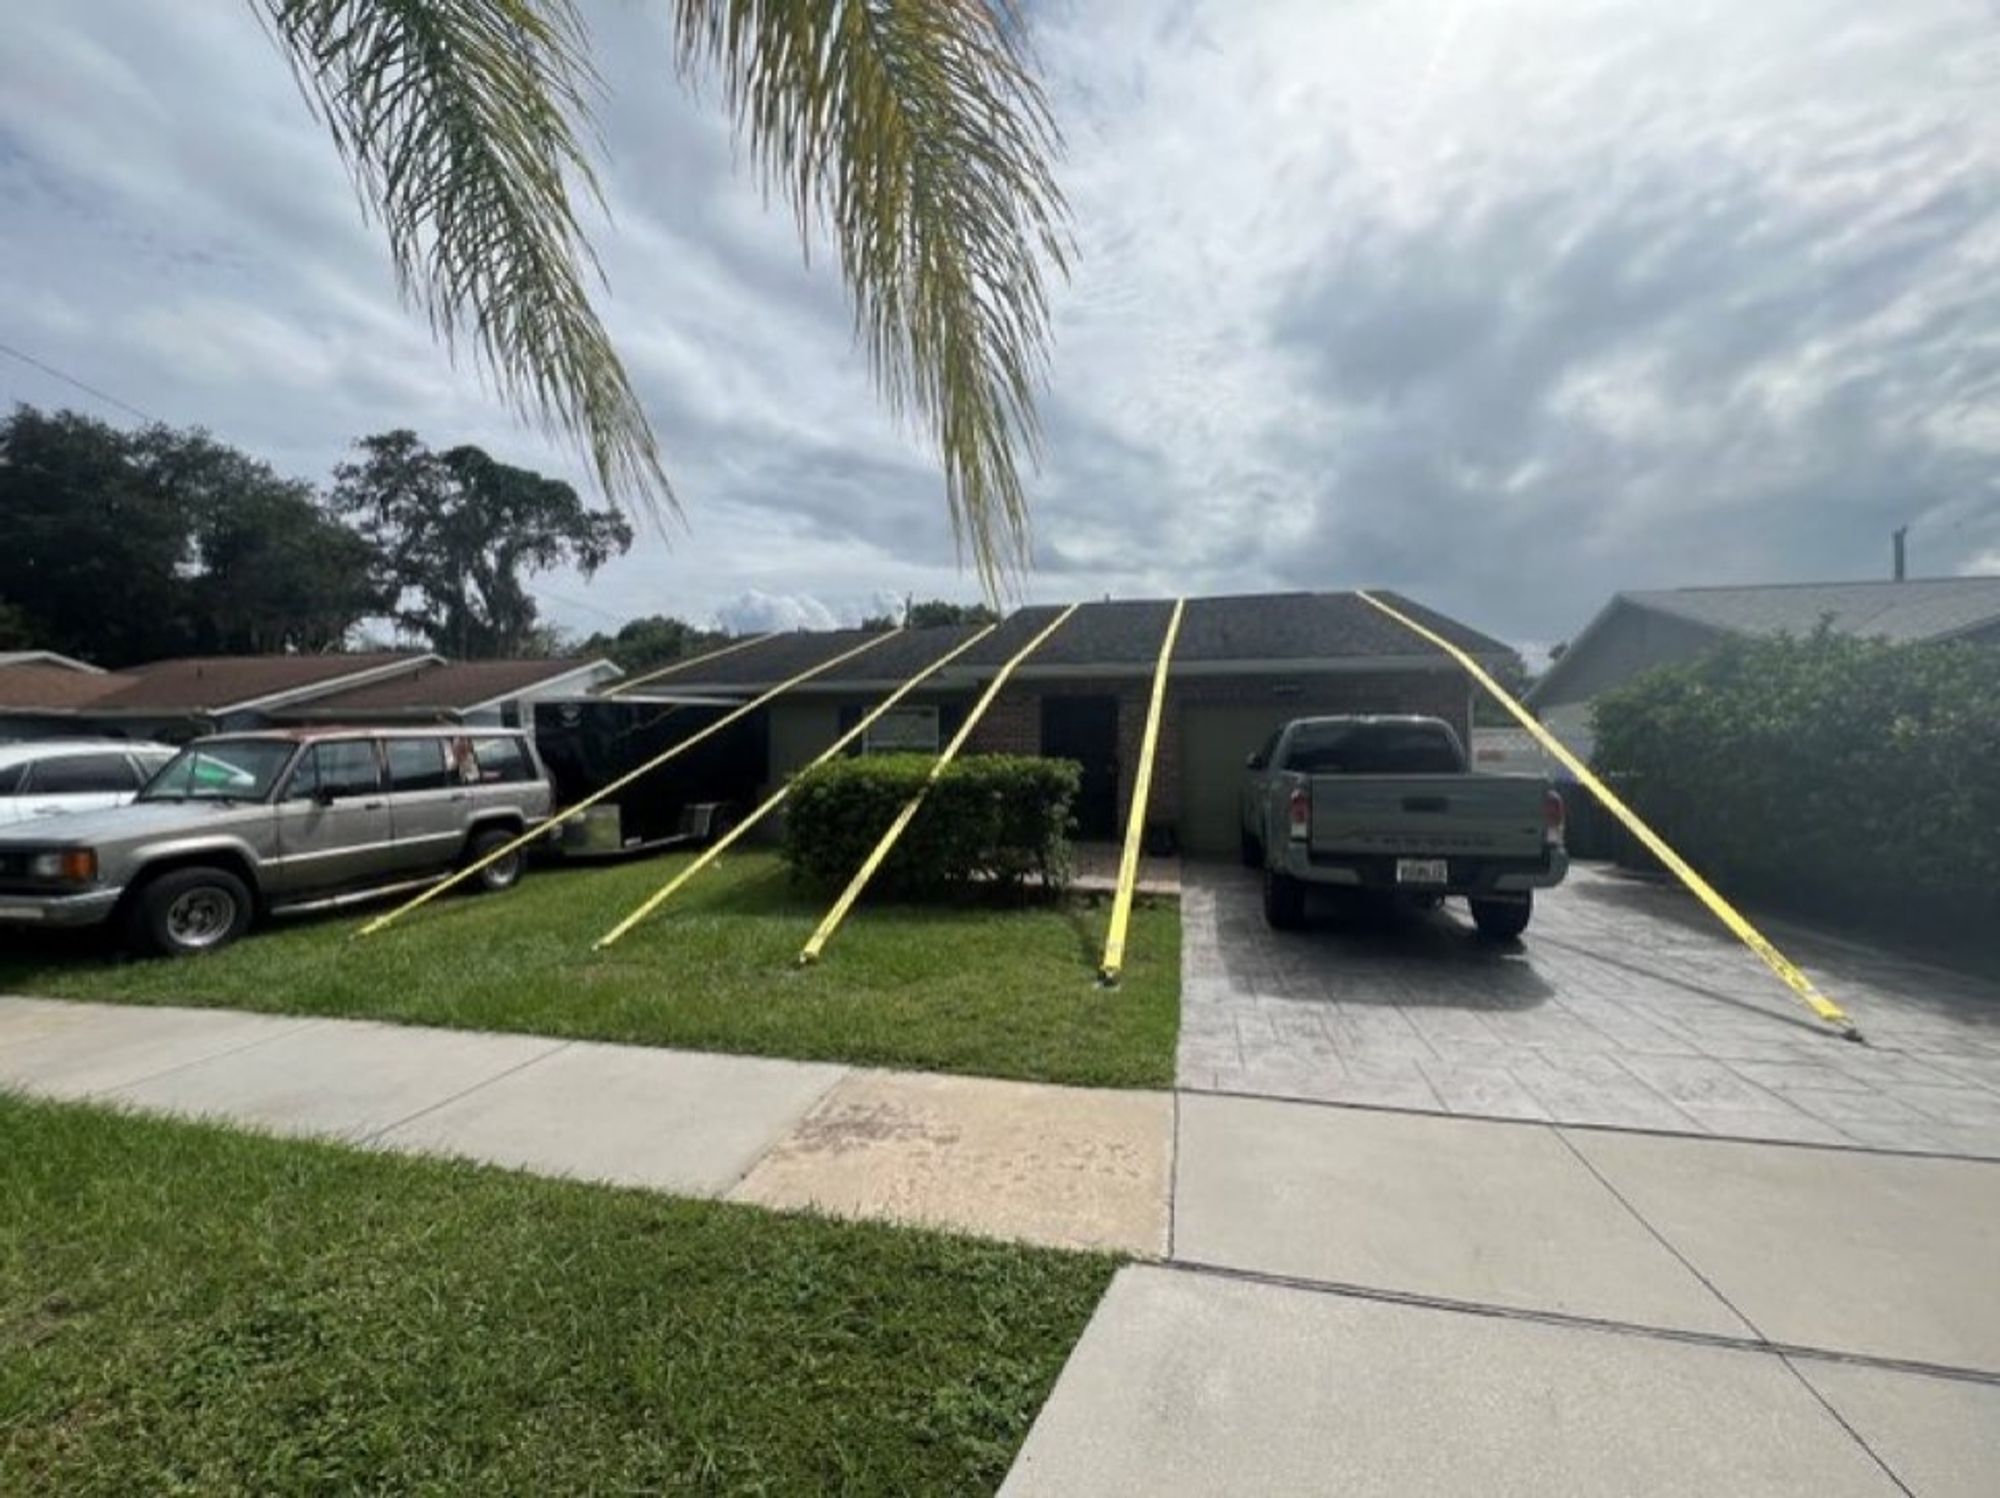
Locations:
2;0;1995;655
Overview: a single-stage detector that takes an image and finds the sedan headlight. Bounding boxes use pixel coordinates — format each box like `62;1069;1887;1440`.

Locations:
28;849;98;882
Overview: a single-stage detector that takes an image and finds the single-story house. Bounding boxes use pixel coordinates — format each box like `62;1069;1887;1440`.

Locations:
644;591;1513;857
1527;577;2000;761
0;652;620;741
0;652;438;741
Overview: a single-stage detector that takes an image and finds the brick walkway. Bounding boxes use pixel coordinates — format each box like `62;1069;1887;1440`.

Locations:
1178;862;2000;1156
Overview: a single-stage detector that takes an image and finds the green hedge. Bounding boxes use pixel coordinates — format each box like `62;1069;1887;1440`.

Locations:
1591;629;2000;935
783;754;1081;896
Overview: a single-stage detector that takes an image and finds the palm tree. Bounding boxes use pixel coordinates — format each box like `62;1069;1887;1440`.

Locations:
259;0;1069;590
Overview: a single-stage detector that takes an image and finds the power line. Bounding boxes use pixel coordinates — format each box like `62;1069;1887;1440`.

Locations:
0;339;162;425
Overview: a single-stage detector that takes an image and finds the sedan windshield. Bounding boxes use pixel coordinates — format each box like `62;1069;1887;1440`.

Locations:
140;740;296;803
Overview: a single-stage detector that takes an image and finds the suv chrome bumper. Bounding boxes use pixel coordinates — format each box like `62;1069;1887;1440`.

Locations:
0;887;124;927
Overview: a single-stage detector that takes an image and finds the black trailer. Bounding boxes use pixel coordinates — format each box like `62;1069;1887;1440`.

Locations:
531;695;767;857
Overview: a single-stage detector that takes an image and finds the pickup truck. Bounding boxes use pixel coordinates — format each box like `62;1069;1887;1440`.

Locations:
0;726;552;956
1240;715;1567;939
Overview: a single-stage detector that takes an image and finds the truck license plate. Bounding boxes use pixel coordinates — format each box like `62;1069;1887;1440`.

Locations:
1395;858;1448;886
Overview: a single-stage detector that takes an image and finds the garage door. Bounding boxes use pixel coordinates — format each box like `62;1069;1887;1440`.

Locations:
1178;705;1296;857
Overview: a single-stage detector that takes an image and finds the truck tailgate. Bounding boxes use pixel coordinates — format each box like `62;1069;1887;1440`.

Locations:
1309;774;1547;859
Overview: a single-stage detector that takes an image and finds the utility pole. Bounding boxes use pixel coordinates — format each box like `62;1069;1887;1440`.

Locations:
1892;525;1908;582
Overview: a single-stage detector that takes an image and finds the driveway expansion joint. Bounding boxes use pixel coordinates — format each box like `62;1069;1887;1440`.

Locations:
1156;1258;2000;1389
1550;1119;1768;1345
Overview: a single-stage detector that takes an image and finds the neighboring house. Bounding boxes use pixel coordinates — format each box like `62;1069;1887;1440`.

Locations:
1527;577;2000;761
647;591;1513;857
0;664;140;743
270;657;622;727
0;651;623;742
0;653;439;741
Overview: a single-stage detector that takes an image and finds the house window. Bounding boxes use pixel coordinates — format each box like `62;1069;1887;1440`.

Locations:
863;704;940;755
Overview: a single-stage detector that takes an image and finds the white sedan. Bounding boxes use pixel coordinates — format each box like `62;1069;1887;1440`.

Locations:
0;740;178;826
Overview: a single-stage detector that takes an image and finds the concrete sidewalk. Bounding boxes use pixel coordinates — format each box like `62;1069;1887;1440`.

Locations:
1002;1266;2000;1497
0;996;1172;1254
7;994;1997;1494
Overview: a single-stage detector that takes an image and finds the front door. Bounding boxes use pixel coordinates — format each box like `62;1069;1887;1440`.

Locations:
271;738;393;897
1041;695;1120;840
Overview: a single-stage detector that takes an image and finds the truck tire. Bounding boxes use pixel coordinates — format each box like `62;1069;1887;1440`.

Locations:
126;865;254;957
1239;827;1263;868
1470;894;1531;941
464;827;525;893
1263;868;1306;930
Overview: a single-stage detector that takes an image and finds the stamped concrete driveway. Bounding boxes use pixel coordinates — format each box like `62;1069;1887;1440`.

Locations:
1179;861;2000;1156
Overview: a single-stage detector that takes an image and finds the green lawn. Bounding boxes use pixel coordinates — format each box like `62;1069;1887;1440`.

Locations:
0;1096;1113;1494
0;851;1179;1089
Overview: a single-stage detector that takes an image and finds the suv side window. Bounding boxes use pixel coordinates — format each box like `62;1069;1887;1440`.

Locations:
386;737;452;792
305;740;382;799
25;753;141;794
0;763;23;796
468;736;534;784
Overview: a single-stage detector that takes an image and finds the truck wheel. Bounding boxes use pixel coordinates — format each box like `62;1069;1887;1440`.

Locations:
1470;895;1531;941
127;866;254;957
464;827;525;893
1263;869;1306;930
1239;827;1263;868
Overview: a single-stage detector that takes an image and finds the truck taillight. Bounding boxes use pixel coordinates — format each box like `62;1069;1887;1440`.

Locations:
1288;787;1311;842
1543;788;1566;846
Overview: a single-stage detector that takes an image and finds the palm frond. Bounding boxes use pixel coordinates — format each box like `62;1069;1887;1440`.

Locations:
258;0;671;517
672;0;1071;592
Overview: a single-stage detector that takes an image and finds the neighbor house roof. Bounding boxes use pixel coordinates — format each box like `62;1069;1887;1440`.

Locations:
0;650;103;674
278;657;620;718
1620;577;2000;644
0;662;138;712
1528;576;2000;709
623;591;1513;693
81;653;438;715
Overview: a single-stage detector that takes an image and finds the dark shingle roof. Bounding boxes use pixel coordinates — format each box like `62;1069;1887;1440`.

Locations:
88;654;431;712
634;591;1510;690
295;658;612;712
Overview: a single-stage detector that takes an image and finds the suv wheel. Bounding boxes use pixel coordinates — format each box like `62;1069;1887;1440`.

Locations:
128;866;254;957
1469;894;1532;941
464;827;525;893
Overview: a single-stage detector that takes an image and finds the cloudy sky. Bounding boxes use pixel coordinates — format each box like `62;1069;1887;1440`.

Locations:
3;0;1996;654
